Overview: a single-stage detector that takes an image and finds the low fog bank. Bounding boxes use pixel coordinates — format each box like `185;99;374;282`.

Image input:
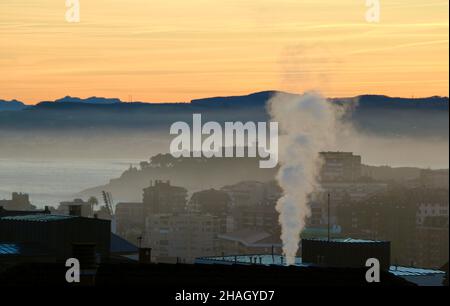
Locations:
0;92;448;168
336;131;449;169
0;130;447;169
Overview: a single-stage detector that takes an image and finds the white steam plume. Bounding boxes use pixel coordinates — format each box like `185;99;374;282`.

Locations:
269;91;341;265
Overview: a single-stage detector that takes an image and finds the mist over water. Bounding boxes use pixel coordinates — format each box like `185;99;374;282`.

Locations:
0;130;447;211
336;135;449;169
0;158;138;208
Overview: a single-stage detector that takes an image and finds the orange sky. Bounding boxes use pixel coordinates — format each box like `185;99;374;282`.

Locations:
0;0;448;104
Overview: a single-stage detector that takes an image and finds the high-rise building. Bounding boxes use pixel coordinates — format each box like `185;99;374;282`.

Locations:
319;152;362;182
221;181;281;207
221;181;281;233
188;189;231;233
230;200;279;233
142;180;187;215
145;213;219;263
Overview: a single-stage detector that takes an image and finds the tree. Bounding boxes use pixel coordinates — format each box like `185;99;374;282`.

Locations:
87;196;99;207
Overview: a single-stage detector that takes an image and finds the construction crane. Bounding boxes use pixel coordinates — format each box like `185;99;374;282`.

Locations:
102;190;116;233
101;191;114;218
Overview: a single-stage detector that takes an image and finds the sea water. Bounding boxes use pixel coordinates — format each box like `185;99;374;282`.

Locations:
0;158;139;208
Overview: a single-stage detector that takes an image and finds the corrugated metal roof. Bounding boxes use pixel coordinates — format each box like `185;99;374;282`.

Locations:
0;244;20;255
0;243;51;256
0;214;75;222
390;266;445;276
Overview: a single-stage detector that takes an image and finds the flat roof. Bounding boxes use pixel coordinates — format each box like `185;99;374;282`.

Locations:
196;255;307;267
196;255;445;276
304;238;388;244
0;214;76;222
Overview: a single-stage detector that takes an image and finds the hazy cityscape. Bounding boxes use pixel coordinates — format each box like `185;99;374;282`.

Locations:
1;148;448;287
0;1;448;302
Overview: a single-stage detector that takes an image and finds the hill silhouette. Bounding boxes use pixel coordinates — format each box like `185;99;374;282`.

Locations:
0;99;26;111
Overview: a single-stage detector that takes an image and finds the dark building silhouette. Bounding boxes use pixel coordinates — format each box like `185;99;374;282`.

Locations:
338;187;449;268
0;261;414;288
302;238;391;271
337;189;417;266
0;214;110;263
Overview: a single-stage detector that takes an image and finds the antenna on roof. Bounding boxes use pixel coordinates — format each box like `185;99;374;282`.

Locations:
327;193;331;242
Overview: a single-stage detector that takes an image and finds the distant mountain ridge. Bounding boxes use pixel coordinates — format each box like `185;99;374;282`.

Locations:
0;99;26;111
0;91;448;139
53;96;122;104
1;91;448;111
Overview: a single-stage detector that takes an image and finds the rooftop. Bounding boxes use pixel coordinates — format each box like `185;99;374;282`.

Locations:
196;255;306;266
0;244;20;255
196;255;445;277
0;214;76;222
0;243;51;256
0;260;415;287
390;266;445;277
304;238;388;244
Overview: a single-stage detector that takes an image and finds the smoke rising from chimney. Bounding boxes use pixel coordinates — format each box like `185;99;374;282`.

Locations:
269;91;341;265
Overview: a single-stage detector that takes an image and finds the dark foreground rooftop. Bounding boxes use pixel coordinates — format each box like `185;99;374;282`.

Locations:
0;261;414;287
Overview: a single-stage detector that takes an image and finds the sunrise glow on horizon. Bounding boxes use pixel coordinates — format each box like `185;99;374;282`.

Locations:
1;0;448;104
